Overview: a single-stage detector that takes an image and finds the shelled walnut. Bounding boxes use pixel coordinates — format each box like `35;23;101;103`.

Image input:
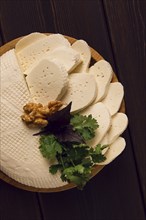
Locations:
21;101;63;127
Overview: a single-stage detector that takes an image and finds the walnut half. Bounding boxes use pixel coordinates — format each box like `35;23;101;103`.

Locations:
21;100;63;127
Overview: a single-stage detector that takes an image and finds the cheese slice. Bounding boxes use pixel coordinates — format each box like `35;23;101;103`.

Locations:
16;34;70;72
61;73;97;112
72;40;91;72
1;49;32;111
45;46;82;73
81;102;111;147
107;113;128;144
102;82;124;116
99;135;109;154
15;32;46;53
97;137;126;165
26;58;68;104
89;60;113;102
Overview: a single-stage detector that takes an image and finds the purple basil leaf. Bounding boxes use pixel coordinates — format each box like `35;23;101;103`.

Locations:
55;125;84;143
33;102;72;136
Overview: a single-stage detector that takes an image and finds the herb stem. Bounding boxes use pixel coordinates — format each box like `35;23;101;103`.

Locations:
70;159;75;167
60;155;65;169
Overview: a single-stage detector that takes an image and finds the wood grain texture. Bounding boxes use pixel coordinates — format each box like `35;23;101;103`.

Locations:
0;180;42;220
0;0;55;42
103;0;146;208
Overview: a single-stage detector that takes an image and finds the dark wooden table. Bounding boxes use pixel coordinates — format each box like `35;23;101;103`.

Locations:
0;1;146;220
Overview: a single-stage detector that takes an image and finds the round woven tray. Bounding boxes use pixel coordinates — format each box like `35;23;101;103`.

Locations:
0;34;125;192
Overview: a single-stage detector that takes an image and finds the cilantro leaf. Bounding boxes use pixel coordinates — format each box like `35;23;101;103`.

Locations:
90;144;107;163
70;114;99;141
61;164;91;189
39;135;62;160
49;164;62;174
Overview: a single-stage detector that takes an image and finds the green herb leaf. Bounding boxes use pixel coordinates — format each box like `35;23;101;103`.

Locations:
90;144;107;163
49;164;62;174
61;164;91;189
70;114;99;140
39;135;62;160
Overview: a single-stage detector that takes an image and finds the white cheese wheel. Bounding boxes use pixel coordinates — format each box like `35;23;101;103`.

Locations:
72;40;91;72
26;59;68;105
0;100;66;188
107;113;128;144
102;82;124;116
16;34;70;72
61;73;97;112
81;102;111;147
89;60;113;102
1;49;32;110
15;32;46;53
97;137;126;165
45;46;82;73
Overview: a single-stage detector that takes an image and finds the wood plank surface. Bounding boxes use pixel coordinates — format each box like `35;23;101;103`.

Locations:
0;180;42;220
103;0;146;207
0;0;146;220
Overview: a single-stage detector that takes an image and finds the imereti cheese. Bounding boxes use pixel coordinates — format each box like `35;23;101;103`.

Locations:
0;101;66;188
15;32;46;53
107;113;128;144
102;82;124;116
99;135;109;154
16;34;70;72
26;58;68;105
89;60;113;102
97;137;126;165
81;102;111;147
72;40;91;72
45;46;82;73
1;49;32;111
61;73;97;112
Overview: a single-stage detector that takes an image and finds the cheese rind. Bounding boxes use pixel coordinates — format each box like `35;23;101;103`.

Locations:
72;40;91;72
61;73;97;112
107;113;128;144
89;60;113;102
97;137;126;165
102;82;124;116
26;59;68;105
81;102;111;147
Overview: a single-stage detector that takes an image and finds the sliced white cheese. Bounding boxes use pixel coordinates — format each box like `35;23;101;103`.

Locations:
1;49;32;111
107;113;128;144
26;58;68;105
72;40;91;72
89;60;113;102
81;102;111;147
102;82;124;116
99;135;109;154
45;46;82;73
97;137;126;165
61;73;97;112
15;32;46;53
16;34;70;72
